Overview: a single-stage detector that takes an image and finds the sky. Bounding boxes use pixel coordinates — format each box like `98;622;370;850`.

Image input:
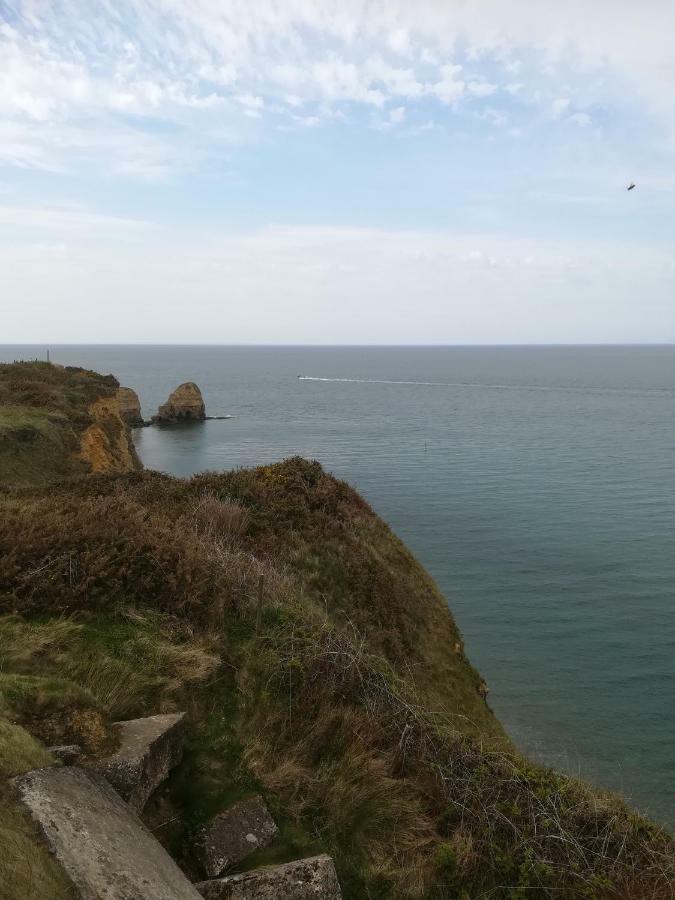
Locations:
1;0;675;344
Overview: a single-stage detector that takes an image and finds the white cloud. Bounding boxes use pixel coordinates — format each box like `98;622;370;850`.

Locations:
3;222;674;343
569;112;592;127
373;105;406;131
468;81;498;97
480;109;508;127
387;28;411;56
0;204;149;234
1;1;675;178
431;64;465;104
291;114;322;128
550;97;571;119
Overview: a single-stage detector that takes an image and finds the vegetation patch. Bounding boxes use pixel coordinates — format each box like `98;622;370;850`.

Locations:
0;454;672;897
0;362;121;487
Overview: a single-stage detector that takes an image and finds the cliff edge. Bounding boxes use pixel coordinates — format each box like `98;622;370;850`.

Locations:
0;362;141;487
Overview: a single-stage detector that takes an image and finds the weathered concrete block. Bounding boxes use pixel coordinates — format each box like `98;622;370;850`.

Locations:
13;766;202;900
195;855;342;899
48;744;81;765
95;712;185;812
196;795;279;877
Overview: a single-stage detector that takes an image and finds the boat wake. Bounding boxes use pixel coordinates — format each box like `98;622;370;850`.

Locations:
297;376;674;395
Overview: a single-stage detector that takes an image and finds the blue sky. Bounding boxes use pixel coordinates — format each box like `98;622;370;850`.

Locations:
1;0;675;343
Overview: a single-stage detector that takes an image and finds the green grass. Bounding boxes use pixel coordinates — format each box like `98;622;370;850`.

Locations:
0;361;122;488
0;719;54;777
0;405;83;487
0;720;73;900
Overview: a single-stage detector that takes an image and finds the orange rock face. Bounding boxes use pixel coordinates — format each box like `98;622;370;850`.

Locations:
80;396;142;473
117;387;143;426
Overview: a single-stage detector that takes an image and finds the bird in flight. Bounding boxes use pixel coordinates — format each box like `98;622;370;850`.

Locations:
627;183;636;191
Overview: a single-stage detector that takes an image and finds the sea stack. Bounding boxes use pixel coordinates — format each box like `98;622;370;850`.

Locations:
154;382;205;422
117;387;144;427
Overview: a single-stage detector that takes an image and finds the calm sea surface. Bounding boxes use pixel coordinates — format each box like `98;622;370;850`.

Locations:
2;344;674;828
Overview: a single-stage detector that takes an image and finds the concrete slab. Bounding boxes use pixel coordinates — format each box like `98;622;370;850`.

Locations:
95;712;185;812
48;744;81;765
196;795;279;877
13;766;202;900
195;855;342;899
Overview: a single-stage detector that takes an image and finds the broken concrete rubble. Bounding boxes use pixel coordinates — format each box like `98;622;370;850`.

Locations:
13;766;203;900
47;744;81;765
195;854;342;899
196;794;279;877
94;711;185;812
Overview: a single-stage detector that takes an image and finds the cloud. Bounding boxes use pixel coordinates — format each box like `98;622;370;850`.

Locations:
389;106;406;125
0;204;149;235
373;104;407;131
550;97;571;119
431;64;465;104
468;81;498;97
387;28;411;56
2;0;671;178
3;222;674;343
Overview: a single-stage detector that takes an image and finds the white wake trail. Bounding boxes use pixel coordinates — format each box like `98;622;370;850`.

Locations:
297;376;674;395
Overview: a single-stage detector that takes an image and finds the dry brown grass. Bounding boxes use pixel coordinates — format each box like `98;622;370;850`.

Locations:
187;491;251;541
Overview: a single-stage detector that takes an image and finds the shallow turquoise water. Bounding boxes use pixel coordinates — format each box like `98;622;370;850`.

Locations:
2;344;674;828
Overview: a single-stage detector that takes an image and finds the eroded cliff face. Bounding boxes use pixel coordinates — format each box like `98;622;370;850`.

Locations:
80;395;142;474
0;362;141;488
117;387;144;427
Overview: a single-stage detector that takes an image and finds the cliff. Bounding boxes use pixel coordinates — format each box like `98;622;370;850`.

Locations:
117;386;144;427
0;362;141;487
0;364;673;899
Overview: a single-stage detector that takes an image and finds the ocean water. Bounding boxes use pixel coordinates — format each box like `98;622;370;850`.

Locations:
2;344;674;828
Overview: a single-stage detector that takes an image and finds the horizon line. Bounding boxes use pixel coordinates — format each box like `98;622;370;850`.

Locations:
2;342;675;349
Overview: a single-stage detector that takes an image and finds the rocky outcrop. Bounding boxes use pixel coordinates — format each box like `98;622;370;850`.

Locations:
80;395;142;474
154;382;205;422
94;712;185;813
196;795;279;878
117;386;144;426
13;766;203;900
195;855;342;899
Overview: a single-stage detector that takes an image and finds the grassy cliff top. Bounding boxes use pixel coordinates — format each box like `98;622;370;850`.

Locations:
0;365;673;899
0;361;137;487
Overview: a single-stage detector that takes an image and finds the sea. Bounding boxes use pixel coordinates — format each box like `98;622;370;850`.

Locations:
2;344;673;829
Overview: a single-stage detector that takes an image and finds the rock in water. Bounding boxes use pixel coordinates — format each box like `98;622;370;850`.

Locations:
195;855;342;899
117;386;144;426
155;382;205;422
13;766;203;900
94;712;185;813
196;795;279;877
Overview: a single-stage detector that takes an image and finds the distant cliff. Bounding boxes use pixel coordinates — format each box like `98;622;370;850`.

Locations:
0;362;140;487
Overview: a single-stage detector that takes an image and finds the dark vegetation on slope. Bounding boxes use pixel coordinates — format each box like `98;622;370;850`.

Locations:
0;363;673;899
